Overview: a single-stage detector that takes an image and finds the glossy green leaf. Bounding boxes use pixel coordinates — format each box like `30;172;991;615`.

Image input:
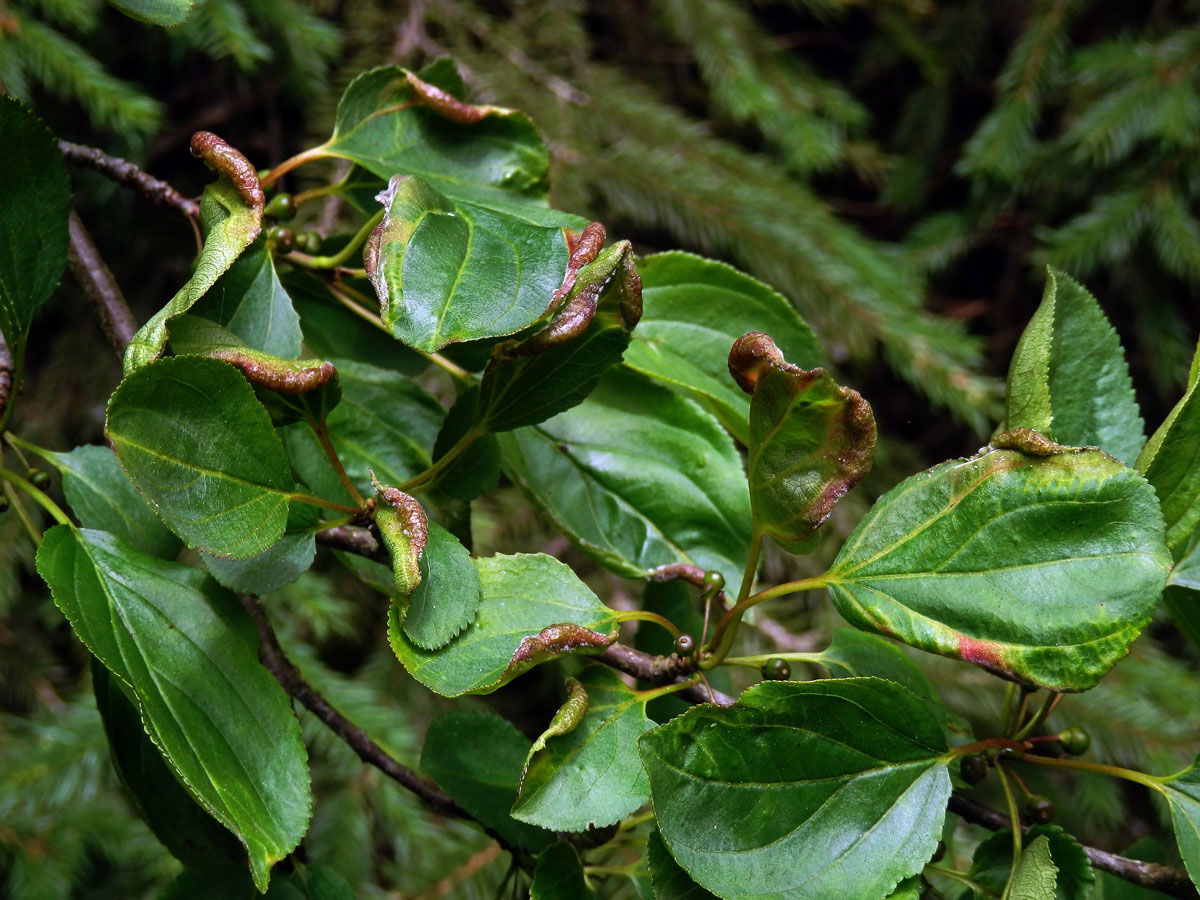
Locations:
93;662;243;866
160;862;355;900
404;519;480;650
125;173;263;373
191;241;302;358
201;504;318;595
36;527;311;892
498;368;752;594
647;829;719;900
886;877;924;900
364;174;570;352
827;434;1171;691
625;252;822;443
478;240;643;431
106;356;295;558
43;444;179;558
389;553;618;697
324;65;580;214
640;678;950;900
964;826;1092;900
1137;347;1200;553
281;358;443;498
1005;268;1143;464
1161;756;1200;892
731;331;875;552
0;96;70;348
531;843;601;900
419;711;553;853
513;666;655;832
106;0;196;26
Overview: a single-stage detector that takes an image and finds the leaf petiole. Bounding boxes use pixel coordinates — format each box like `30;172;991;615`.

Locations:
289;491;362;516
612;609;682;638
0;464;72;527
995;762;1022;900
290;209;383;270
259;144;331;189
399;425;485;494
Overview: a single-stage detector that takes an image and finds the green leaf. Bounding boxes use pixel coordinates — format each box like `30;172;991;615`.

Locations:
513;666;655;832
478;239;643;431
647;829;719;900
731;331;875;552
125;171;263;373
403;518;480;650
93;662;243;866
389;553;618;697
106;0;196;27
827;433;1171;691
201;504;318;595
625;252;822;443
191;241;302;358
160;863;355;900
1010;837;1060;900
640;678;950;900
281;358;443;498
886;877;924;900
1137;350;1200;553
36;527;311;892
498;368;752;594
1161;756;1200;892
106;356;295;558
531;843;601;900
43;444;179;558
324;65;576;213
363;175;570;352
419;711;554;853
964;826;1092;900
1005;268;1144;464
0;96;71;349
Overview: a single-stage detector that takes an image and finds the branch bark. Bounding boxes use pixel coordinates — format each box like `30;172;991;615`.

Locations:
66;211;139;354
948;792;1198;898
58;140;199;219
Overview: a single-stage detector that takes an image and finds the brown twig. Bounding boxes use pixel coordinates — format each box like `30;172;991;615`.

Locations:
315;523;387;563
238;594;465;819
66;211;139;354
599;644;734;706
58;140;199;219
948;793;1198;898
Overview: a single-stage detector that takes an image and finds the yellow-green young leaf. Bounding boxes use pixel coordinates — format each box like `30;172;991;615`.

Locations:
36;527;311;892
479;239;643;431
522;677;589;765
964;826;1092;900
498;368;752;594
363;174;570;352
639;678;950;900
513;666;655;832
625;252;822;444
125;138;264;374
1005;268;1144;464
106;356;295;559
419;711;554;853
731;331;875;553
828;432;1170;691
1009;837;1060;900
1161;755;1200;892
389;553;617;697
647;829;720;900
531;843;601;900
0;96;70;350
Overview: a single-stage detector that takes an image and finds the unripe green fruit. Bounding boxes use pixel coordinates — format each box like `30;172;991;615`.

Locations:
265;193;297;221
269;226;296;253
960;754;987;784
1059;726;1091;755
674;633;696;655
29;468;51;489
1026;794;1056;824
298;231;322;254
761;658;791;681
703;570;725;591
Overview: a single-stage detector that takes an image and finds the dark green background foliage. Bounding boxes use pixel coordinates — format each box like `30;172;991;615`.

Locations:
3;2;1200;899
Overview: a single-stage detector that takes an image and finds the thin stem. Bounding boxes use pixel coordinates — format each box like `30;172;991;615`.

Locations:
1011;691;1061;742
58;140;199;218
1009;690;1030;738
925;864;999;897
289;491;362;516
703;569;829;669
944;737;1028;759
637;675;702;702
0;466;72;526
399;426;484;493
741;571;831;606
67;211;140;354
617;809;656;832
1000;683;1017;735
293;183;340;206
612;609;681;639
1017;754;1167;793
290;210;382;269
260;144;330;188
310;420;364;506
4;482;42;544
721;652;824;668
996;763;1022;900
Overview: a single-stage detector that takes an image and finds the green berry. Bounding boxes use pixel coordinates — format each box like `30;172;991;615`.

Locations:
29;468;51;489
269;226;296;253
761;658;791;681
960;754;987;785
674;633;696;655
702;570;725;592
1059;726;1091;755
298;231;322;254
265;193;296;221
1026;794;1055;824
